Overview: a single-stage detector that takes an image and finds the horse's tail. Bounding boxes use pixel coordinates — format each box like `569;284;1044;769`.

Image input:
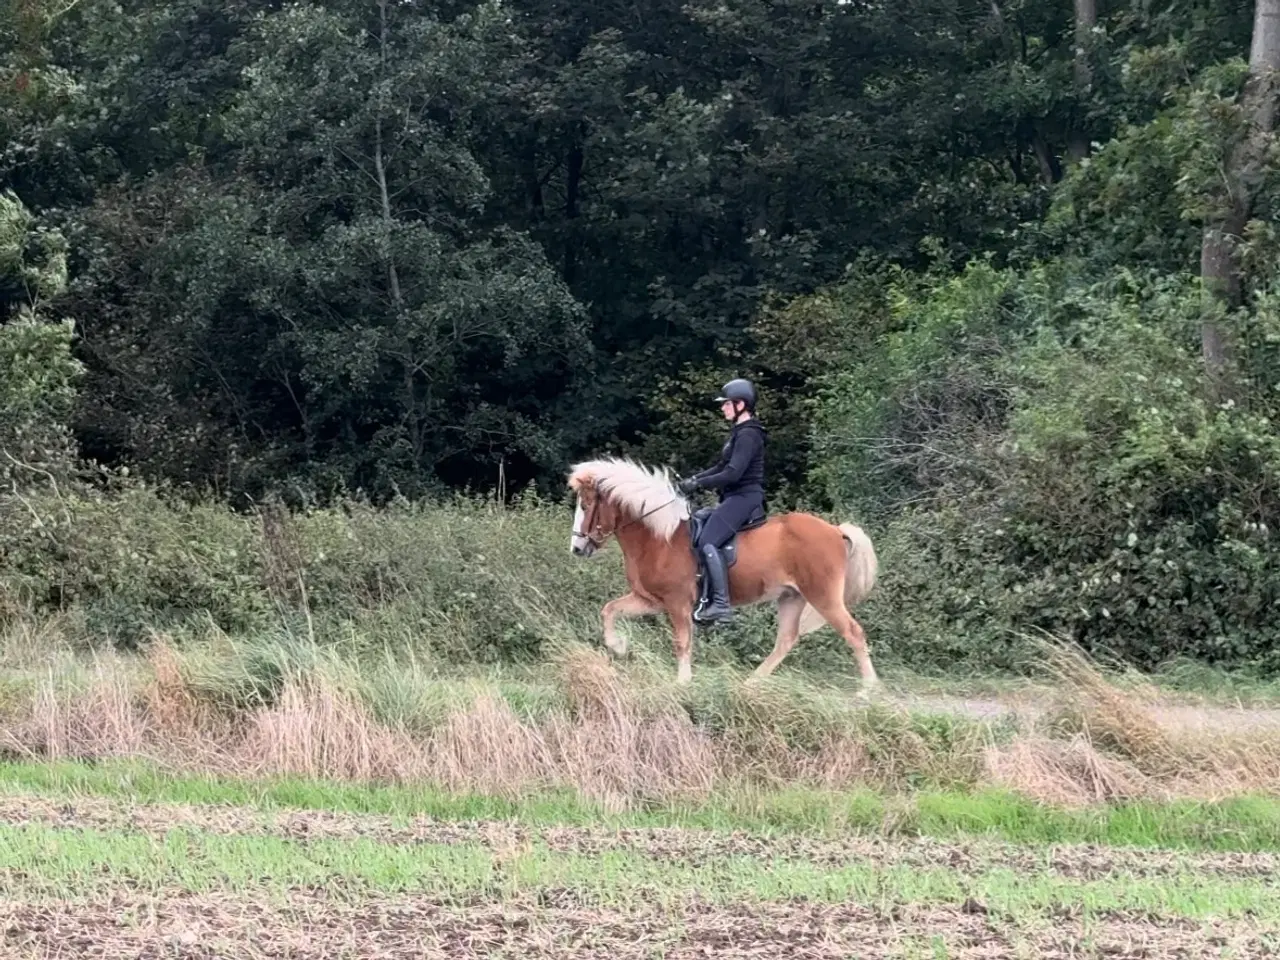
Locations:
837;522;878;606
798;521;878;636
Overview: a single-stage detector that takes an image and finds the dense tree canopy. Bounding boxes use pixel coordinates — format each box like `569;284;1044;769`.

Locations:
1;0;1256;501
5;0;1280;667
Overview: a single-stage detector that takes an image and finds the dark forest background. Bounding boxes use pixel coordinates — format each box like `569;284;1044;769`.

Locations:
6;0;1280;669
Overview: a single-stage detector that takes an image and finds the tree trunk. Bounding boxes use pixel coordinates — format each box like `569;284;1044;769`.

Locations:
523;128;544;223
1200;222;1243;382
562;132;583;286
1031;132;1061;185
375;0;403;314
1200;0;1280;386
1066;0;1097;164
1246;0;1280;135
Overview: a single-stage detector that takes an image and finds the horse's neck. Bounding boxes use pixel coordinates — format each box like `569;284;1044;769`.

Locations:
616;517;687;559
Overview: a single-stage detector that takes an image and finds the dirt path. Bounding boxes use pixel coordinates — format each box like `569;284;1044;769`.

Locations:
2;889;1275;960
887;690;1280;735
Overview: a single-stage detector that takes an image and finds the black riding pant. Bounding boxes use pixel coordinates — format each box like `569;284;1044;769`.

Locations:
694;492;764;550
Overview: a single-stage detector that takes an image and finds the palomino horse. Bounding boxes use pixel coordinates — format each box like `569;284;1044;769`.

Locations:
567;457;879;688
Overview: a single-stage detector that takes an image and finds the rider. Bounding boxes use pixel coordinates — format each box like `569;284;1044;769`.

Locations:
676;378;767;625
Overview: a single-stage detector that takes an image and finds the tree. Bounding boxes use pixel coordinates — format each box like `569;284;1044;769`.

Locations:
1200;0;1280;388
1;0;1267;498
1067;0;1098;163
64;0;586;500
0;190;82;482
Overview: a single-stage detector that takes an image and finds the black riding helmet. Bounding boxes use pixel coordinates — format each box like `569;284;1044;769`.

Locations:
715;378;757;412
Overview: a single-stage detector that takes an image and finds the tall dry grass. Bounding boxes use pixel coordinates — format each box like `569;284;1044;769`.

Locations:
3;624;1280;808
979;637;1280;803
0;629;963;803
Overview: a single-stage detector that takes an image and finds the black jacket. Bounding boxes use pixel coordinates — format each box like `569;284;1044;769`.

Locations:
694;419;767;499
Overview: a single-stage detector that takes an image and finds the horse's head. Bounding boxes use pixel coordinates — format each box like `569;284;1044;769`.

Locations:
568;457;689;557
568;472;618;558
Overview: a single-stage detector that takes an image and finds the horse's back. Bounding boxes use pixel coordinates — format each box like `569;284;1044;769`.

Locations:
755;509;845;539
739;510;850;560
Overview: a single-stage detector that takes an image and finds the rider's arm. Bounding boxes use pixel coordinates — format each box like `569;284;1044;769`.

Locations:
690;447;729;484
692;429;761;490
692;463;721;483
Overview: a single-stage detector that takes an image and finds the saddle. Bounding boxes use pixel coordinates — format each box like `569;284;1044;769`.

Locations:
688;502;768;568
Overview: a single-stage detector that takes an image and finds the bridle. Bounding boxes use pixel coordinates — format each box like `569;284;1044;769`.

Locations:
574;487;682;547
573;495;607;548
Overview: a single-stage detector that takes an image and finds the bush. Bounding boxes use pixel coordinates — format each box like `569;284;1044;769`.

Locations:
810;261;1280;673
0;191;82;485
0;475;792;664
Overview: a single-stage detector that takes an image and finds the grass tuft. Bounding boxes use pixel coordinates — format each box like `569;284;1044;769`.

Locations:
4;618;1280;815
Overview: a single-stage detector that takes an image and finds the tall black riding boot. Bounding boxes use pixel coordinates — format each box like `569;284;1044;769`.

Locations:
694;544;733;624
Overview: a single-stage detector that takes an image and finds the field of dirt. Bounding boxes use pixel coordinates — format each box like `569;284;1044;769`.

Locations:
0;794;1275;959
3;891;1271;959
0;795;1276;880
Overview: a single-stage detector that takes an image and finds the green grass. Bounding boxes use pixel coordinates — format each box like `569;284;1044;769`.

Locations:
1147;656;1280;706
0;822;494;899
4;758;1280;853
0;819;1272;921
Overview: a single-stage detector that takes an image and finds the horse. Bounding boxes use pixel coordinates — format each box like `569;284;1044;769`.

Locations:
567;456;879;689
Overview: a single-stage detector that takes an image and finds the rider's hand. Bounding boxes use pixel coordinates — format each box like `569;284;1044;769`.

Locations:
677;477;701;496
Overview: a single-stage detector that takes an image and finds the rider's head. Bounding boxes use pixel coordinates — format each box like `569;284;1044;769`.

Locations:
716;378;756;423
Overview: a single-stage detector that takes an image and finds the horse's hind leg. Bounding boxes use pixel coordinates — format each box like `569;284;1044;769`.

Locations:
803;589;879;689
839;612;878;689
752;591;806;679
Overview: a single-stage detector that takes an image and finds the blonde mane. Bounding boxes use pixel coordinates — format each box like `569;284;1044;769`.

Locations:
568;457;691;541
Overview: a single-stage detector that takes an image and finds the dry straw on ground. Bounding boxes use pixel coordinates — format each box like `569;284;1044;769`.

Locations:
2;630;1280;807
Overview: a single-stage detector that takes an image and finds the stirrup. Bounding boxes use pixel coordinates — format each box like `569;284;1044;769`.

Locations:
694;597;733;625
694;607;733;626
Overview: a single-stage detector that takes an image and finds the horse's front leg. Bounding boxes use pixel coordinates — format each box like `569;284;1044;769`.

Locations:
600;592;660;657
665;599;696;685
